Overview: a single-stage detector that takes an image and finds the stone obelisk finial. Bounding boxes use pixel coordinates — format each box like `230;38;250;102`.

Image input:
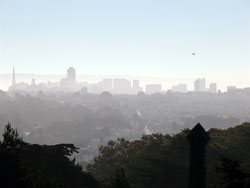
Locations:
187;123;209;188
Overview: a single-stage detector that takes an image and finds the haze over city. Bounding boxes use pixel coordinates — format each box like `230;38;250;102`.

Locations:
0;1;250;188
1;66;247;94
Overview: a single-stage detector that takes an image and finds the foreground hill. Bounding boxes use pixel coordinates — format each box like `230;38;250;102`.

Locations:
0;123;100;188
88;123;250;188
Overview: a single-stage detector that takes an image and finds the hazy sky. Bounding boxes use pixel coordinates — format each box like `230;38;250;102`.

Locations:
0;0;250;85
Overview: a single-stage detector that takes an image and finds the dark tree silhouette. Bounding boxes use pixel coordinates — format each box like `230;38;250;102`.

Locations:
0;123;101;188
0;123;24;188
110;167;130;188
215;157;250;188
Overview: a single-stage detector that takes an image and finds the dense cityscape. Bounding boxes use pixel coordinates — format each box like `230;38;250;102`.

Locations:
1;0;249;187
1;67;249;167
8;67;240;94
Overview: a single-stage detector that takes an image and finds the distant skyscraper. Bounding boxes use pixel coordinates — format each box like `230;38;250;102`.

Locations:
145;84;162;94
209;83;217;93
12;67;16;86
194;78;206;92
67;67;76;83
172;84;187;93
113;79;131;94
200;78;206;91
227;86;237;92
132;80;142;94
102;79;113;92
60;67;77;90
31;77;36;86
133;80;139;89
194;79;200;92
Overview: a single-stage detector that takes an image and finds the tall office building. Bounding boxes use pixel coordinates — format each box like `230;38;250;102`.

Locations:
67;67;76;83
102;79;113;92
131;80;143;94
12;67;16;86
227;86;237;92
172;84;187;93
194;78;206;92
200;78;206;92
200;78;206;91
60;67;77;90
194;79;200;92
209;83;217;93
113;79;131;94
145;84;162;94
133;80;140;89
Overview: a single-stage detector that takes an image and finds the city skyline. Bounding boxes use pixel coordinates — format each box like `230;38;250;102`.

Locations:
0;2;250;187
2;65;250;92
0;66;246;93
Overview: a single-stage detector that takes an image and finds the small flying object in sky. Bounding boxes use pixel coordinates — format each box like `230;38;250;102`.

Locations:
192;53;196;56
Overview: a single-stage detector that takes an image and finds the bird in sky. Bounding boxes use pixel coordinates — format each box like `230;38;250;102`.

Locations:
192;53;196;56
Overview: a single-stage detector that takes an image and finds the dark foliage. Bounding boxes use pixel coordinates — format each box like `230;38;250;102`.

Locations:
110;167;131;188
0;123;100;188
88;123;250;188
215;157;250;188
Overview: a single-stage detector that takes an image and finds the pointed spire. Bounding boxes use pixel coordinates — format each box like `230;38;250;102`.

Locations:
187;123;209;142
12;67;16;86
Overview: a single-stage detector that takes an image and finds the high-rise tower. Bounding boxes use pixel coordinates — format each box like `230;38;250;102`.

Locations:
67;67;76;83
12;67;16;86
194;78;206;92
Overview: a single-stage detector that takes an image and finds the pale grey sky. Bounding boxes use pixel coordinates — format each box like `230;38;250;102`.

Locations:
0;0;249;90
